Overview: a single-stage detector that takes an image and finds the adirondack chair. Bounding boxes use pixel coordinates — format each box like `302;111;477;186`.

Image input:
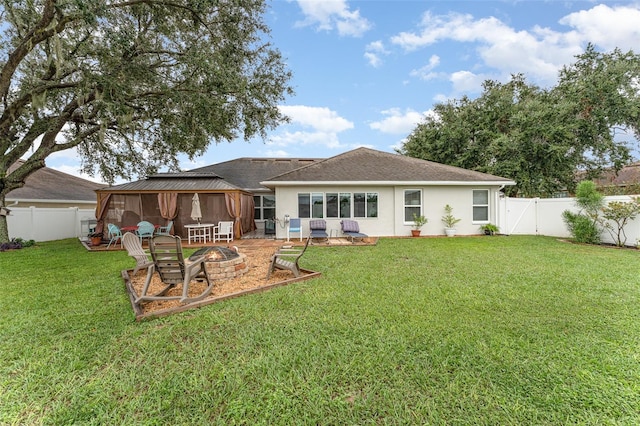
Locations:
266;236;311;279
135;235;214;304
122;232;154;277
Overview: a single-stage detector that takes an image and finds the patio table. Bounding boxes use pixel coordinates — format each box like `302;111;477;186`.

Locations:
184;223;215;244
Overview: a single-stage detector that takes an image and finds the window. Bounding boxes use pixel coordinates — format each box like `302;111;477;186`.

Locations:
327;193;352;218
472;190;489;222
301;192;379;219
298;193;324;218
354;192;378;218
253;195;275;220
404;189;421;222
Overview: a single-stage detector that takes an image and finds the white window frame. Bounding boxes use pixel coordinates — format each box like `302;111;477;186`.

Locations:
403;189;422;224
472;189;490;223
253;194;275;220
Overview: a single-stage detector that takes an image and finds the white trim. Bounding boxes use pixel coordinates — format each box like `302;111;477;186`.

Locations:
262;180;516;187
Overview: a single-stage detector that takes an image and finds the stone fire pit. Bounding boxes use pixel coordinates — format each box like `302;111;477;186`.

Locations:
191;246;249;281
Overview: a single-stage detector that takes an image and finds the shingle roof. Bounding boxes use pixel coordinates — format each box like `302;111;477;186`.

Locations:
7;160;105;201
262;147;515;185
189;157;323;191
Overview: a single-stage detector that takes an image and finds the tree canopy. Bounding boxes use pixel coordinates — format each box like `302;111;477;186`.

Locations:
0;0;293;242
400;45;640;197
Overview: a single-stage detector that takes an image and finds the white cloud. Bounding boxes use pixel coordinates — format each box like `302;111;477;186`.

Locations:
409;54;441;80
279;105;353;133
369;108;428;135
269;105;354;150
268;130;344;149
294;0;372;37
559;4;640;51
449;71;489;95
389;5;640;92
364;40;389;67
264;149;290;157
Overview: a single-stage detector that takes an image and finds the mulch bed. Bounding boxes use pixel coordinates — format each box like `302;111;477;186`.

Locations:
122;245;321;321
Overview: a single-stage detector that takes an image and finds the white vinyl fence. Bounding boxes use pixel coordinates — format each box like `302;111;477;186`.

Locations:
497;195;640;247
7;207;97;242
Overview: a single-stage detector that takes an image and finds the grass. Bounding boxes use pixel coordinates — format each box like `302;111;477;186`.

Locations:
1;236;639;424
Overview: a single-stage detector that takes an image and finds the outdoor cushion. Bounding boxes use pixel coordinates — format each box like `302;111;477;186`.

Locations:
341;220;360;233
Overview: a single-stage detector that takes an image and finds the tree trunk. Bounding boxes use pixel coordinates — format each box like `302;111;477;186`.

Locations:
0;194;9;242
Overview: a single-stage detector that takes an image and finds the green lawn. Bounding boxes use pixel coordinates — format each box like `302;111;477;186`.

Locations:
1;236;639;424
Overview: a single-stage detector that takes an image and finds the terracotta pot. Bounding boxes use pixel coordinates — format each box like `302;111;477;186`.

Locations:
411;229;421;237
91;237;102;246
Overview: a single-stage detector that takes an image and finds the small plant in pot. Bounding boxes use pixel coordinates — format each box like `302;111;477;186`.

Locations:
89;232;103;246
441;204;461;237
411;213;428;237
480;223;499;235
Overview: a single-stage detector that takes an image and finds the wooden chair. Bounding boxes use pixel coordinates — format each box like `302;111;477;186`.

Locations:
122;232;153;276
135;235;214;304
266;236;311;279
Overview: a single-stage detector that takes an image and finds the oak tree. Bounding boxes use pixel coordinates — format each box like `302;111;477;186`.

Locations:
0;0;293;242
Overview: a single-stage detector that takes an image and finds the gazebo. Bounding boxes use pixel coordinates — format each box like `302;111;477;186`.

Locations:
94;172;256;240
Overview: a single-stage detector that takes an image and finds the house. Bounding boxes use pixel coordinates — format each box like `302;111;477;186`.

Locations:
261;148;516;239
7;160;103;209
95;147;515;240
6;160;105;240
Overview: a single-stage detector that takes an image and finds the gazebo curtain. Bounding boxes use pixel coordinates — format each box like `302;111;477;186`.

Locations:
158;193;178;220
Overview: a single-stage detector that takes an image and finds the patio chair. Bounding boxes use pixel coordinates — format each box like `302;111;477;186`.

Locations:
309;219;328;240
136;220;155;244
135;235;214;304
287;218;302;242
155;220;173;236
213;221;234;242
106;223;123;249
266;236;311;279
122;232;153;276
340;219;368;243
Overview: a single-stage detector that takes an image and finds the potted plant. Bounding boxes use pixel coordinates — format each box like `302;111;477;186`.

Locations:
411;213;428;237
89;231;103;246
480;223;499;235
441;204;461;237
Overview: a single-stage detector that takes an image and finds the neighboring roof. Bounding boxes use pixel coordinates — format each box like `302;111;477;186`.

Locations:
7;160;104;202
98;173;241;193
189;157;322;192
591;162;640;187
262;147;516;186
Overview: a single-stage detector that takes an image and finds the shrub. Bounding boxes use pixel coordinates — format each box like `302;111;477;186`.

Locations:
562;210;601;244
601;199;640;247
0;237;35;252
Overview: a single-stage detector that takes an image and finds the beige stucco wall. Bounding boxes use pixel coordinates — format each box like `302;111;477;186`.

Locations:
273;184;504;239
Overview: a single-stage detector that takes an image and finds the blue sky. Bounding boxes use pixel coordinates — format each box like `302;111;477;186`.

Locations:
49;0;640;182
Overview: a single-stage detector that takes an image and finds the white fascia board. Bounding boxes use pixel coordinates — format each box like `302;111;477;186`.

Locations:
261;180;516;187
